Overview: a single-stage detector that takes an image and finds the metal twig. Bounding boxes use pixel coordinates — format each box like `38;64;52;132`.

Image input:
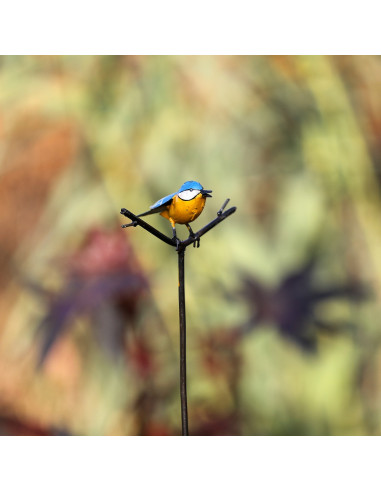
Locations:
120;208;176;247
217;198;230;216
120;200;236;435
179;206;236;250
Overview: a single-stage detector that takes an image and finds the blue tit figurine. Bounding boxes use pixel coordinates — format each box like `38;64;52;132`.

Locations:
138;181;212;246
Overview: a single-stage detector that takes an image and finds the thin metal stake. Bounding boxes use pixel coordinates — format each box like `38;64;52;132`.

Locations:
120;201;236;435
178;246;189;436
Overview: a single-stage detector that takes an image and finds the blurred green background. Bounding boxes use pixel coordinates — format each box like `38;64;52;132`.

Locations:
0;55;380;435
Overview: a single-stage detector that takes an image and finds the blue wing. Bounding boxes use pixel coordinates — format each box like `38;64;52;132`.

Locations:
150;192;176;210
137;191;176;218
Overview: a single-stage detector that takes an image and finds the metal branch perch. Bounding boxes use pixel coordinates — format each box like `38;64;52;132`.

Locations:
120;199;236;435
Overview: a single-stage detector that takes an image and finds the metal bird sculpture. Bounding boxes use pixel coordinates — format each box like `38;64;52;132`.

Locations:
137;181;212;247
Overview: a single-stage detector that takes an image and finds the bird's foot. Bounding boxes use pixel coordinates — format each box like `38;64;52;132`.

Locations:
186;224;200;248
172;235;182;251
189;233;200;248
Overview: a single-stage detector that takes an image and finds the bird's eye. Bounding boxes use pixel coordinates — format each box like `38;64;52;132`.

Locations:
190;188;193;191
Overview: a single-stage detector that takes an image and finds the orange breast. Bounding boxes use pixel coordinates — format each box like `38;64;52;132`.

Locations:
160;193;206;224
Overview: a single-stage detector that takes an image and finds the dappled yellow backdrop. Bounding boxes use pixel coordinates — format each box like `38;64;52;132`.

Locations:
0;56;380;435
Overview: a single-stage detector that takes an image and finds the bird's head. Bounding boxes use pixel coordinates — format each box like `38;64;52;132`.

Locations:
178;181;212;200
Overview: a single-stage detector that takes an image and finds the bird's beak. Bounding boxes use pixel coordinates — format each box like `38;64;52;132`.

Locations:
202;189;212;198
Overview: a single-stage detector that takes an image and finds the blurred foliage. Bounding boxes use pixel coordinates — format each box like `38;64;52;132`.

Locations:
0;55;381;435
